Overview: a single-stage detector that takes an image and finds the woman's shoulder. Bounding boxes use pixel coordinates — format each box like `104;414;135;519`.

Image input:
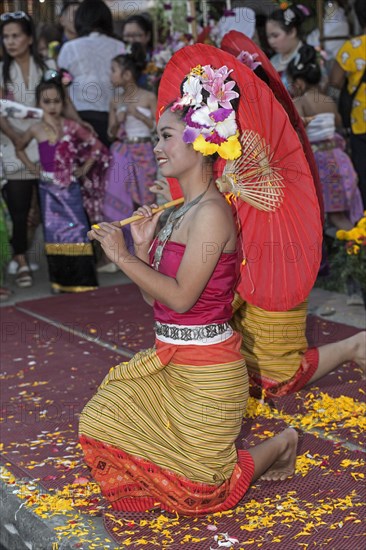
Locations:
139;88;156;103
194;195;234;230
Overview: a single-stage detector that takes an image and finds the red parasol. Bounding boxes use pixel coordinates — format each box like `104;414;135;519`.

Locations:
157;44;322;311
221;31;324;222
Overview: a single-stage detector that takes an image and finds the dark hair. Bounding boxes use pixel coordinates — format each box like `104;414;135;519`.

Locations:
112;42;147;82
74;0;114;37
35;79;66;106
354;0;366;29
37;22;63;46
287;44;321;85
60;1;80;17
268;4;311;36
0;14;47;94
121;14;153;50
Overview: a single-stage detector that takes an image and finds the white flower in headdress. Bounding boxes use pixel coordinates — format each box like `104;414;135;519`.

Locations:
183;74;204;106
283;8;296;25
172;74;203;110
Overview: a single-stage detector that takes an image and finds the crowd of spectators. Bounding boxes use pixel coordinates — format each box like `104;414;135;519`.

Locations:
0;0;365;302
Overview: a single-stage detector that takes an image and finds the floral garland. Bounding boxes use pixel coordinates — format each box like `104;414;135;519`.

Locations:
171;64;241;160
145;32;192;91
333;213;366;292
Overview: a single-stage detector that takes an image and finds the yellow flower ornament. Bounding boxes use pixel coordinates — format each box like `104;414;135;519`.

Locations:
171;64;242;161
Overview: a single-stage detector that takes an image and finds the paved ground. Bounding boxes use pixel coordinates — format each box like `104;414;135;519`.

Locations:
1;230;365;550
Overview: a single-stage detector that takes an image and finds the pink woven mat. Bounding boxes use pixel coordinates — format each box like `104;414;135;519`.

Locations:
103;434;365;548
305;314;360;347
16;284;155;354
2;301;365;547
1;306;122;490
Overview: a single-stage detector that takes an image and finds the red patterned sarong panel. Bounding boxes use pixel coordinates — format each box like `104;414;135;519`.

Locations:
79;435;254;516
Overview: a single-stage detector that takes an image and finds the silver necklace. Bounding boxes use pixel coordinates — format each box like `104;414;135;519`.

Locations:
152;181;211;270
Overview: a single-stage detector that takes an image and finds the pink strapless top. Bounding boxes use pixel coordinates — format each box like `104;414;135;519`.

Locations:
38;140;57;172
150;240;239;325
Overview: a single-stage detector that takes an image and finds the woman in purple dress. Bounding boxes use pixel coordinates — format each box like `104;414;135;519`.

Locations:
16;76;109;293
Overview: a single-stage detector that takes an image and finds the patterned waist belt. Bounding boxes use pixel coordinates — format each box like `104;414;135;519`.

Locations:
125;137;151;144
40;171;77;184
154;321;233;346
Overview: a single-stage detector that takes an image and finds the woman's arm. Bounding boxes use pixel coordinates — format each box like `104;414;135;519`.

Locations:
107;99;119;140
89;201;234;313
62;94;96;135
0;116;23;147
292;96;306;118
329;60;346;90
15;127;40;177
0;88;23;147
134;243;155;306
74;157;96;178
127;92;157;130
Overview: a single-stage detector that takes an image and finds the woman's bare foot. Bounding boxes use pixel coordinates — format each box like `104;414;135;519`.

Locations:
351;331;366;372
260;428;298;481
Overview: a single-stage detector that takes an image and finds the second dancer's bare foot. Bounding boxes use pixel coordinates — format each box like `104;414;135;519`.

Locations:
261;428;298;481
351;331;366;373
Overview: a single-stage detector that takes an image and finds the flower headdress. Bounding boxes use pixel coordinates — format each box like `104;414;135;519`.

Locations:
276;2;310;26
171;64;241;160
42;68;73;87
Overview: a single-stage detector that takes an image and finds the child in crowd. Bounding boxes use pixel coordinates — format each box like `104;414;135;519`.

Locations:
288;44;364;231
16;74;108;293
266;4;311;90
102;43;156;264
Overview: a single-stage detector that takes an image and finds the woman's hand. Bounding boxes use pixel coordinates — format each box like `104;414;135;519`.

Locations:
149;178;172;202
79;120;97;136
130;204;163;248
88;222;129;265
301;116;315;127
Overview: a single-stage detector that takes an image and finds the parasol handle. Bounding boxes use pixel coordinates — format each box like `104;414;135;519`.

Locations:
118;198;184;227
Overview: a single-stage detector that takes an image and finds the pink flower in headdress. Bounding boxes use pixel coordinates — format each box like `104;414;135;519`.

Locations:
61;70;73;86
202;64;232;87
297;4;311;16
237;51;262;71
205;78;239;109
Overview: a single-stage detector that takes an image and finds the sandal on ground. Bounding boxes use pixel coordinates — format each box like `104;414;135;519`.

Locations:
97;262;119;273
346;293;364;306
15;266;33;288
0;287;13;302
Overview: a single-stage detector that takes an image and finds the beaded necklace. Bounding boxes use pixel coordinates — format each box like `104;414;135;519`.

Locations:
151;180;212;270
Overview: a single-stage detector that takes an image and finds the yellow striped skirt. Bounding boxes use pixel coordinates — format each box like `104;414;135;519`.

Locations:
79;334;254;514
230;294;318;397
